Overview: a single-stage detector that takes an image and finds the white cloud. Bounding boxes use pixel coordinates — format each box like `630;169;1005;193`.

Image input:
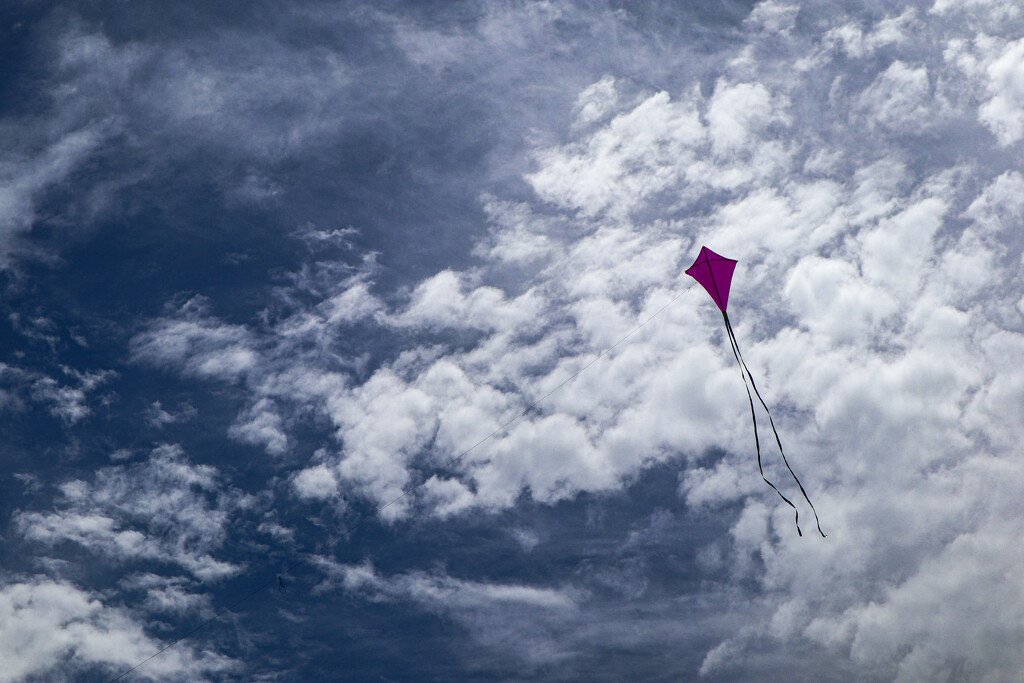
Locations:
292;463;339;501
145;400;197;428
805;516;1024;681
30;378;90;423
706;182;846;258
0;127;108;262
785;256;899;343
699;636;743;677
510;527;541;551
825;10;916;59
228;398;288;455
327;369;438;517
963;169;1024;235
82;2;1024;678
684;459;758;509
746;1;801;35
419;475;476;517
0;363;114;424
0;578;232;682
572;75;619;127
17;444;243;580
311;558;581;667
526;77;795;219
390;269;544;333
706;80;790;156
856;61;944;133
474;196;559;266
931;0;1022;23
54;25;355;161
527;89;707;217
314;560;576;613
322;281;384;325
859;193;948;296
131;296;257;381
978;38;1024;144
120;573;213;617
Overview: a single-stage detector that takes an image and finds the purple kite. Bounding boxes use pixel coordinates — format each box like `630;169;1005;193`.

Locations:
686;247;825;537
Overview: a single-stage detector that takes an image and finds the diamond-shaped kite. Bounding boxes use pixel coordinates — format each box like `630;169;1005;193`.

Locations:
686;246;825;538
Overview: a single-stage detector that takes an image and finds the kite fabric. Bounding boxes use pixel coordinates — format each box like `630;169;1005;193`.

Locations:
686;247;825;538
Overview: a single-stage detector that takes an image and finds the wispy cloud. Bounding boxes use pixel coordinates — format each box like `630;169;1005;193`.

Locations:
0;362;114;424
17;444;245;580
130;296;257;381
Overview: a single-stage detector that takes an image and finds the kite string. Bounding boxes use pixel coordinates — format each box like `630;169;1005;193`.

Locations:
107;575;281;682
722;312;825;538
107;283;696;682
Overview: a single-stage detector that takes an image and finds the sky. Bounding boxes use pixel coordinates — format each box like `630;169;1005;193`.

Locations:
3;0;1024;680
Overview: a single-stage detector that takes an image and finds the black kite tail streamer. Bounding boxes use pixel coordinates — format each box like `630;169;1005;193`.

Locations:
724;310;826;538
686;246;826;538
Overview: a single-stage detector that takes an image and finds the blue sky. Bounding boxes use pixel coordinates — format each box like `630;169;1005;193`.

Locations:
4;0;1024;680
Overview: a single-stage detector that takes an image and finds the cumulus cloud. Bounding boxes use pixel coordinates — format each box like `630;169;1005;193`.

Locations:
16;0;1024;678
228;398;288;455
271;3;1024;678
707;79;790;155
806;518;1024;681
389;269;544;332
856;61;946;133
572;74;619;128
527;89;706;217
0;577;232;682
824;9;915;59
977;38;1024;144
131;0;1017;545
784;256;898;343
292;462;339;501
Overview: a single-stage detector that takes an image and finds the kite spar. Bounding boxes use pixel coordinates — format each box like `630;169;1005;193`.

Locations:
686;246;825;538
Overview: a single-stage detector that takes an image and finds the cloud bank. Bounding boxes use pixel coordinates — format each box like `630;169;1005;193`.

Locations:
6;0;1024;679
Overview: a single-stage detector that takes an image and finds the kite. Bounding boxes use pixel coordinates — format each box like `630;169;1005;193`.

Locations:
686;246;825;537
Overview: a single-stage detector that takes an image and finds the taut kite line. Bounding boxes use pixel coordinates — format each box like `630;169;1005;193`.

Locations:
686;246;825;538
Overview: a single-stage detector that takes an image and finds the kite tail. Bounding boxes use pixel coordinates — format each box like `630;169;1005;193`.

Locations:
722;312;826;538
